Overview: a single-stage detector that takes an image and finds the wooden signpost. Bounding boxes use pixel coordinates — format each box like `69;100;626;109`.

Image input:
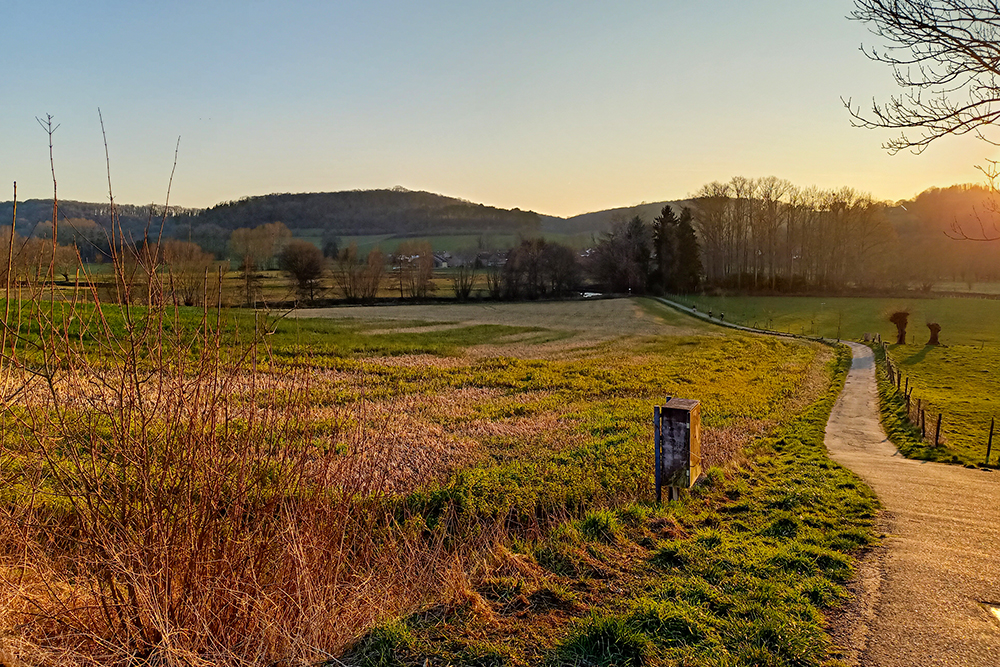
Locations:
653;397;702;503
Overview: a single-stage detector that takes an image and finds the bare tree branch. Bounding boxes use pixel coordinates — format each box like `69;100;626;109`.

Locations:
848;1;1000;153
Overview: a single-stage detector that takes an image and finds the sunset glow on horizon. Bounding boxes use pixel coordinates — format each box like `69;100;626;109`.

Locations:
3;0;998;217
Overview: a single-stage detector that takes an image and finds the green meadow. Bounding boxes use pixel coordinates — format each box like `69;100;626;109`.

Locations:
1;297;879;666
688;295;1000;465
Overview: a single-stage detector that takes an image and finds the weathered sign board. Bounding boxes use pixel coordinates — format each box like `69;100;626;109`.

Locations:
653;397;702;502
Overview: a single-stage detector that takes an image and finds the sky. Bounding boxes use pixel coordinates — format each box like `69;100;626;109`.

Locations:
2;0;997;218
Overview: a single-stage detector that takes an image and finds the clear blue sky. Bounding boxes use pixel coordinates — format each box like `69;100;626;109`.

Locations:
2;0;994;217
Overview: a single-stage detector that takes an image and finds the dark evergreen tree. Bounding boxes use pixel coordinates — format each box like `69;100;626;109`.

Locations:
675;207;703;292
652;205;679;293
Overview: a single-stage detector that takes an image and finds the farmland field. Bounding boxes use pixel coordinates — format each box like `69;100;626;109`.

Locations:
0;296;877;666
687;295;1000;465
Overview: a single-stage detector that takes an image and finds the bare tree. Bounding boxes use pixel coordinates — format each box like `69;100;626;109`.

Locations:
333;243;363;300
485;261;504;300
158;240;216;306
451;264;478;300
393;240;435;298
279;239;326;303
846;1;1000;153
360;248;386;301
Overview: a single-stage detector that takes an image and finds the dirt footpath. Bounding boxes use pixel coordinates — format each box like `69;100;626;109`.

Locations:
826;342;1000;666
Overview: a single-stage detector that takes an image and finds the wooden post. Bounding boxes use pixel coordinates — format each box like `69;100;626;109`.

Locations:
921;409;926;438
935;413;942;447
653;406;662;504
987;417;995;466
656;398;701;500
904;377;908;395
906;391;911;418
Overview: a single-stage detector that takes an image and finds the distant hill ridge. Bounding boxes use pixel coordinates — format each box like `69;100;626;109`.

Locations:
0;198;197;232
0;189;693;238
176;188;546;236
552;199;696;234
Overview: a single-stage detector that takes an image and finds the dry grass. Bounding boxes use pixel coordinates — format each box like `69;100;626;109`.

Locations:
0;218;492;666
0;247;830;667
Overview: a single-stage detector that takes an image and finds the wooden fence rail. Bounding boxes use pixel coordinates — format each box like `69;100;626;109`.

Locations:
878;341;995;465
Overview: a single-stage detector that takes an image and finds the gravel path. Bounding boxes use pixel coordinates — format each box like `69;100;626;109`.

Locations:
826;342;1000;666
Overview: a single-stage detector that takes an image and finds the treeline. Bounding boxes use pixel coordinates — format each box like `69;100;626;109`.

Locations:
691;177;893;291
11;180;1000;298
888;184;1000;288
688;177;1000;292
294;204;700;305
0;199;196;245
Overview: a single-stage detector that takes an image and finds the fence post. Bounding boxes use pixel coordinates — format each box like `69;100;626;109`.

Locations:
921;409;926;438
935;413;943;447
904;377;908;395
987;417;995;466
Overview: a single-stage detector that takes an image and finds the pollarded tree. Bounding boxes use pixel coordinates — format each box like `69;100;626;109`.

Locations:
279;240;326;303
847;1;1000;153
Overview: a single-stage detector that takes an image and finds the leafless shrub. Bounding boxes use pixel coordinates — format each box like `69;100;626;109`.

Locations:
0;131;475;665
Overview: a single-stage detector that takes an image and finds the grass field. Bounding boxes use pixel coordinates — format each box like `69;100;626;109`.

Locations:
0;296;878;666
686;295;1000;465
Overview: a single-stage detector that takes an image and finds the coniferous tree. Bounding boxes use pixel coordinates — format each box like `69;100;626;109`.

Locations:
652;205;679;293
675;207;703;292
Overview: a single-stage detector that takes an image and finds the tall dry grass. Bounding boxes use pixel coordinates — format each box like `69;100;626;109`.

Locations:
0;162;477;664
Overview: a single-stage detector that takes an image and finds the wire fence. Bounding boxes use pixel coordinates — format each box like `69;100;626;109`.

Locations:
878;340;997;466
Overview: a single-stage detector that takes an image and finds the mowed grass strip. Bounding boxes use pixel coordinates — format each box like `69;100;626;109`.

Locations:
343;345;879;666
686;295;1000;465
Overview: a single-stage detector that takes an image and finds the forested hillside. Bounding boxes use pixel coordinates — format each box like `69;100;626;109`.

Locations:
173;188;542;236
0;199;195;236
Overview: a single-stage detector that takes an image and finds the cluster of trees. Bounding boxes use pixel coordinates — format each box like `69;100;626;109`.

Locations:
229;221;293;304
588;205;702;294
890;184;1000;289
119;240;218;307
0;228;79;282
484;238;581;299
691;177;893;290
267;238;436;304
